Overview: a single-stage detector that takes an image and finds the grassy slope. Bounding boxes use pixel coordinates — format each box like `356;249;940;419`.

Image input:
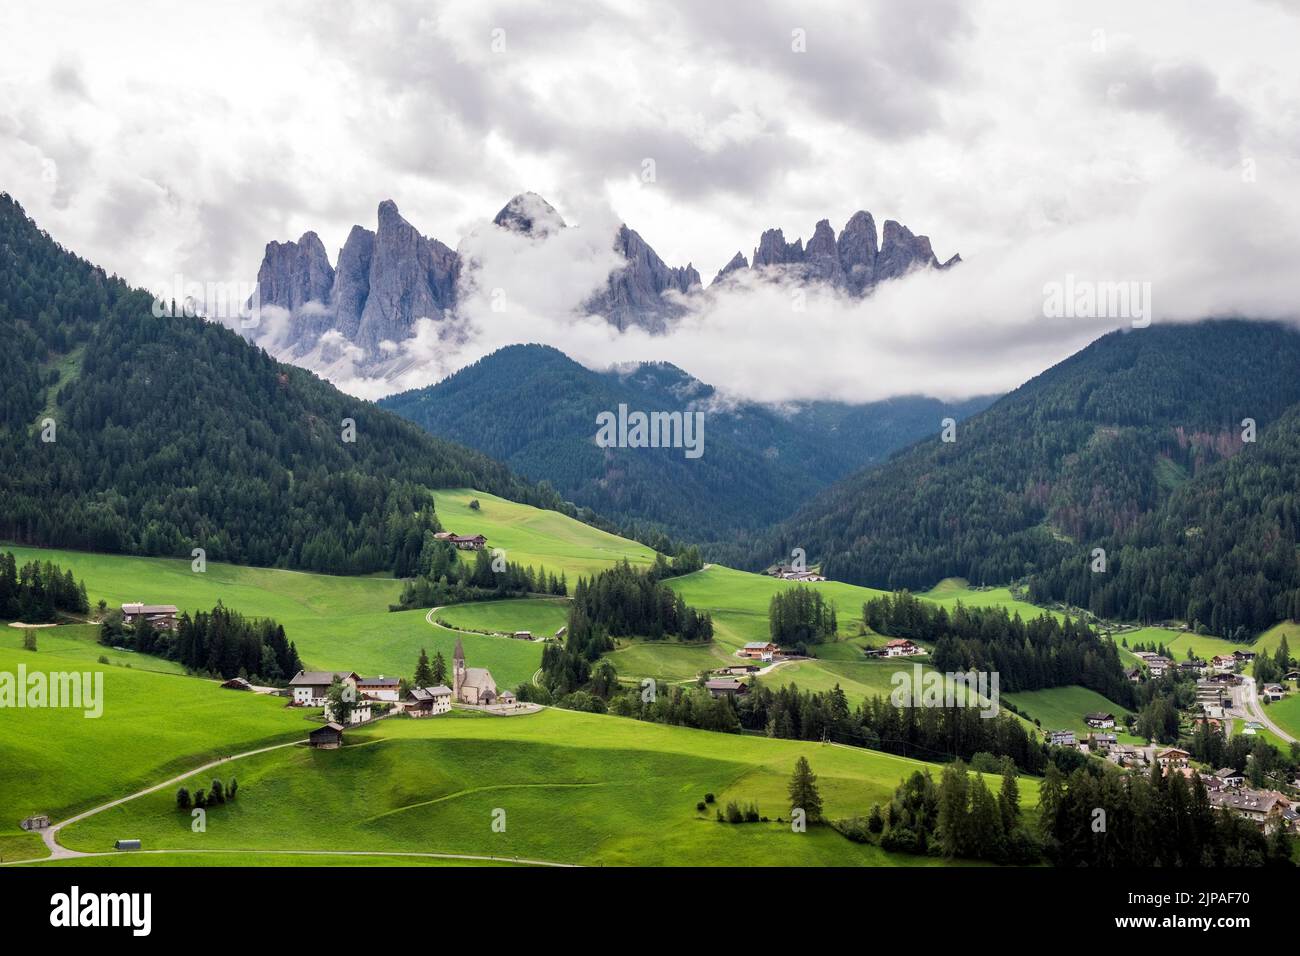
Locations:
1002;686;1139;741
0;641;311;824
430;489;656;576
60;708;1034;866
435;598;570;637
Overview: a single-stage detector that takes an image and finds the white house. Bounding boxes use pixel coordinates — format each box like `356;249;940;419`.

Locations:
1263;683;1286;702
882;639;924;658
407;685;453;717
324;700;372;725
356;675;401;702
289;670;359;707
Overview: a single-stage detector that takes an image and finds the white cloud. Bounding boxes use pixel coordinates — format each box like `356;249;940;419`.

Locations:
2;0;1299;404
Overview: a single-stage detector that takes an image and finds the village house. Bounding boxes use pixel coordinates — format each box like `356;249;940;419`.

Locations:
325;699;372;725
1125;666;1143;683
1211;654;1237;673
308;723;344;749
19;813;50;831
1215;768;1246;789
1084;711;1116;729
356;675;401;702
450;534;487;551
1089;732;1118;750
1156;747;1191;768
1048;730;1077;748
498;689;518;705
740;641;778;661
1233;650;1256;663
289;670;360;707
1207;788;1293;833
767;564;826;582
512;631;533;641
453;638;500;704
1108;745;1144;768
704;677;749;699
120;602;180;630
1262;683;1286;702
1146;656;1174;678
881;639;924;658
406;685;453;717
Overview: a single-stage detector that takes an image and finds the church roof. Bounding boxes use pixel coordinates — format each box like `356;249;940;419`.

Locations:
461;667;496;692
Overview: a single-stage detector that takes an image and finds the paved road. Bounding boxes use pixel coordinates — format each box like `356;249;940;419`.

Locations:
1239;676;1296;745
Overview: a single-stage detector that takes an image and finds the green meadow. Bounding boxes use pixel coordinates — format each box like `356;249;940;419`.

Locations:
1002;686;1139;742
430;488;656;576
435;597;570;638
0;640;310;825
30;852;517;867
59;707;1034;866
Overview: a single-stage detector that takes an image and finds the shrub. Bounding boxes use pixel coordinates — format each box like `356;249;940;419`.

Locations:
696;801;706;812
725;801;743;824
704;792;715;804
176;787;191;810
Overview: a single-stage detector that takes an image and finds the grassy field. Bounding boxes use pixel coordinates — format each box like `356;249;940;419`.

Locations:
59;708;1034;866
27;852;517;867
0;641;312;826
430;489;657;577
1263;691;1300;742
0;831;48;863
1002;686;1140;741
606;639;732;683
435;598;570;638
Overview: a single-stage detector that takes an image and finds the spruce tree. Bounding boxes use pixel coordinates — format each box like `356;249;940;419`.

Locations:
787;755;823;822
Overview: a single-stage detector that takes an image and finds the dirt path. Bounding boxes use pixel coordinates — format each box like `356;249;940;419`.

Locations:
7;738;576;868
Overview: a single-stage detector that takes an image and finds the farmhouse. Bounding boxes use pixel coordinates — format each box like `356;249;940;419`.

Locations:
1156;747;1191;768
1211;655;1237;672
881;639;924;658
1262;683;1286;702
1084;711;1116;729
120;602;179;630
450;534;487;551
325;700;372;725
1090;732;1118;748
740;641;778;661
309;723;344;749
1048;730;1076;747
453;638;499;704
704;678;749;699
357;675;401;702
1125;667;1143;683
1208;789;1292;833
406;685;452;717
1233;650;1256;662
289;670;360;707
1214;768;1246;789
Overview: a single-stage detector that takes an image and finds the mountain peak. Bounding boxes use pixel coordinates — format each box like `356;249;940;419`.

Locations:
493;192;566;237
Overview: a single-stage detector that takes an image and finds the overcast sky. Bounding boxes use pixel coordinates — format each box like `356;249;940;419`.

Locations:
3;0;1300;402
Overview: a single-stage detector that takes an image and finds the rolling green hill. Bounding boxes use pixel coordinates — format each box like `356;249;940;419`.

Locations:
56;708;1036;867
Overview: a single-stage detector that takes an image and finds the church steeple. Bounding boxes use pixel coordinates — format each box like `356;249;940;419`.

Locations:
452;637;466;700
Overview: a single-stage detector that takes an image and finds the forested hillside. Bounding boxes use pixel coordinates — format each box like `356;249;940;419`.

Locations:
770;321;1300;617
0;193;565;574
1029;400;1300;637
381;343;992;543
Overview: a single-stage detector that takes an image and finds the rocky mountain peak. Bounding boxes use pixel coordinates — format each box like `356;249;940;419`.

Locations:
493;192;566;237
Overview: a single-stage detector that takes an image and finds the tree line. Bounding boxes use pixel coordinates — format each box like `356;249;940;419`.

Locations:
864;590;1134;704
0;551;89;622
101;603;302;683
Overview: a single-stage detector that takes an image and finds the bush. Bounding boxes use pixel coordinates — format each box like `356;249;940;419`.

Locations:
704;792;715;804
880;826;920;854
725;801;744;824
176;787;191;810
832;817;873;844
98;654;109;664
744;802;760;823
696;801;706;812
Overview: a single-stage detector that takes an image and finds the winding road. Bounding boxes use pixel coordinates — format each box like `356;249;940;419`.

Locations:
1239;676;1296;745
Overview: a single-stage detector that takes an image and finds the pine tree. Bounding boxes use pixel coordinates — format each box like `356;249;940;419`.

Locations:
413;648;434;688
787;755;823;822
431;651;447;686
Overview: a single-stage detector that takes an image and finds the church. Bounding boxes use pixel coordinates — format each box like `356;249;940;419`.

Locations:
453;637;502;705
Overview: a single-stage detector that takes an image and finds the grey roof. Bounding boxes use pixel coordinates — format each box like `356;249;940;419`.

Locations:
743;641;773;649
705;678;744;690
409;685;452;702
290;670;357;686
311;722;344;734
357;676;400;686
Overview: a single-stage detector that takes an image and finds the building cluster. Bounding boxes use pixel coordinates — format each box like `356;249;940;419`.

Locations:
766;564;825;582
432;531;488;550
